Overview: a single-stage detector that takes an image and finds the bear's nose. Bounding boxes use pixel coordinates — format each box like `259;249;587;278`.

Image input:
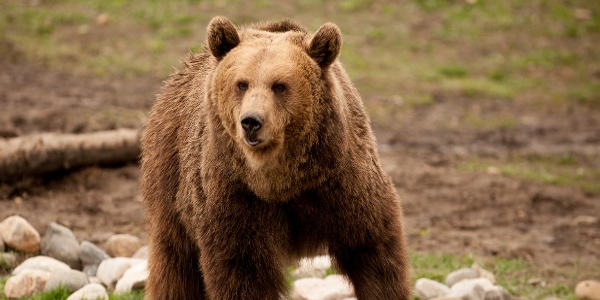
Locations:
241;113;263;134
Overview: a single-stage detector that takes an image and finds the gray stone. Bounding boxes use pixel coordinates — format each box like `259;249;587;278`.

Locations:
3;269;50;298
104;234;141;257
66;283;109;300
447;278;494;300
83;264;99;277
292;255;332;279
115;260;148;293
80;241;111;264
445;267;479;287
41;222;81;270
292;274;355;300
0;252;17;269
0;215;41;253
45;269;89;292
484;285;511;300
79;241;110;276
575;280;600;300
414;278;450;300
132;245;149;259
12;255;71;275
97;257;145;288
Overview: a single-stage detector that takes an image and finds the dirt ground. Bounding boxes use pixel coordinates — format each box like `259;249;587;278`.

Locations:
0;55;599;275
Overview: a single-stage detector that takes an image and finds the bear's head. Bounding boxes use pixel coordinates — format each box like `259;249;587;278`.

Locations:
206;16;342;171
207;17;344;200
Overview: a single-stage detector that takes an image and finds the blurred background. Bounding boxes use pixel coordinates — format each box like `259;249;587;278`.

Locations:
0;0;598;299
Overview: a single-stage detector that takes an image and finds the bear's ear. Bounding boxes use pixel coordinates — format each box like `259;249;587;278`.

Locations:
207;16;240;61
308;23;342;68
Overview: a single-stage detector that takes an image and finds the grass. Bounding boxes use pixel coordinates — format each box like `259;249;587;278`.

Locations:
0;0;598;111
459;156;600;193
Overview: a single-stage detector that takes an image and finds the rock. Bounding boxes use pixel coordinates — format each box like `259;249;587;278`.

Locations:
292;274;355;300
83;264;99;277
414;278;450;300
3;269;51;298
132;245;149;259
79;241;110;276
446;267;479;287
45;269;89;292
484;285;511;300
0;215;41;253
575;280;600;300
447;278;494;300
0;235;4;251
88;276;102;284
1;252;17;269
66;283;109;300
115;260;149;293
97;257;145;288
41;222;81;270
472;263;496;284
104;234;142;257
293;255;332;278
12;255;71;275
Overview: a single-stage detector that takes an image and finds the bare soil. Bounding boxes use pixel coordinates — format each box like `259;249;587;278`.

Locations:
0;56;598;274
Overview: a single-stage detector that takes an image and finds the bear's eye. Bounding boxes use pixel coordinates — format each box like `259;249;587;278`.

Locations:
272;83;286;94
237;81;248;91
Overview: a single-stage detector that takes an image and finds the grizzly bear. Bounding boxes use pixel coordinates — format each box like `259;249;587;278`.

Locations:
140;16;410;299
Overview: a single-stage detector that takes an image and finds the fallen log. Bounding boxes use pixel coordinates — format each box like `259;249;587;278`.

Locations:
0;129;140;182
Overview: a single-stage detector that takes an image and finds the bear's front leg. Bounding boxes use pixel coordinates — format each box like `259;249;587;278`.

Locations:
199;193;288;300
327;177;411;300
332;236;411;300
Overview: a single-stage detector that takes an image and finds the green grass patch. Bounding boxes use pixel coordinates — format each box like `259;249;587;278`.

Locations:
459;157;600;193
1;0;599;111
410;252;587;300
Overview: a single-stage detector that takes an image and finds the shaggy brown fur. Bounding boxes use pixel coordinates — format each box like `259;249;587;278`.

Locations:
141;16;410;299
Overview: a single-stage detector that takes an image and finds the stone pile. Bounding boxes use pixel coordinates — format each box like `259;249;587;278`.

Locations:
0;215;147;299
2;215;600;300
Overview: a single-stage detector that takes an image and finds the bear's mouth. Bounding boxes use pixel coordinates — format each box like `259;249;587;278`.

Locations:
244;135;262;147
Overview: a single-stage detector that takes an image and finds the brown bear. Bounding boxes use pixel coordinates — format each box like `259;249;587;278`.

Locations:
140;16;410;300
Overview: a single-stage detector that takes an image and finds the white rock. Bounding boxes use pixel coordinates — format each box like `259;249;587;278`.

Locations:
292;274;354;300
472;263;496;284
3;269;51;298
115;260;149;293
575;280;600;300
12;255;71;275
41;222;81;270
446;267;479;287
104;234;142;257
447;278;494;300
45;269;89;292
132;245;149;259
66;283;109;300
415;278;451;300
96;257;145;288
0;215;41;253
293;255;332;278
